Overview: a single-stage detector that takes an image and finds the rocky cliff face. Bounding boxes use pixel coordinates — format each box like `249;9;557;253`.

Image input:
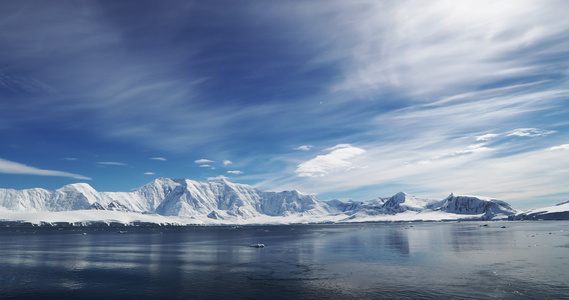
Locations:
428;194;517;219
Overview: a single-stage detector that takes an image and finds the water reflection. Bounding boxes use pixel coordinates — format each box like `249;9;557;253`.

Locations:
386;227;410;255
0;222;568;299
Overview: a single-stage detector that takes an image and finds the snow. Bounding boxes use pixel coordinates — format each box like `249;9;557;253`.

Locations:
0;207;196;225
429;193;517;219
0;178;525;225
381;192;439;214
511;200;569;220
524;201;569;214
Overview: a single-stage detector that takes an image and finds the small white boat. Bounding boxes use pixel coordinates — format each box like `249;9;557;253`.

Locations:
250;244;265;248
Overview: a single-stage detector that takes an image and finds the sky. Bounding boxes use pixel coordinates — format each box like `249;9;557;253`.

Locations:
1;0;568;209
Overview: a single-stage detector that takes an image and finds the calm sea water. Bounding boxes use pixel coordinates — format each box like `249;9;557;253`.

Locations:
0;221;568;299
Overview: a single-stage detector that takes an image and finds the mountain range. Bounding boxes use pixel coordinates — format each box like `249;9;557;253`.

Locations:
0;177;564;225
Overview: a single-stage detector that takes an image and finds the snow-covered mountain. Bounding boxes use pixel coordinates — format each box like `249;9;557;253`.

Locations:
326;198;384;215
0;183;102;212
327;192;516;221
0;178;331;221
428;193;517;220
381;192;439;214
327;192;438;216
510;200;569;220
150;178;331;219
0;178;522;224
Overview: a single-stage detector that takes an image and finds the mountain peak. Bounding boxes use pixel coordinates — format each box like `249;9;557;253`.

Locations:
393;191;408;197
211;177;234;186
433;194;517;219
0;178;523;222
58;182;95;191
382;192;437;214
56;183;100;200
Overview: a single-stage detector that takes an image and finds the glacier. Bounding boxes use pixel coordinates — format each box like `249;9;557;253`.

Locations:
510;200;569;220
0;177;527;225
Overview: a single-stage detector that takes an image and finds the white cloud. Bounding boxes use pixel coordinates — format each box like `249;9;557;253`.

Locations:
294;145;313;151
428;81;549;107
62;157;78;161
208;175;229;181
97;162;127;166
549;144;569;151
420;143;492;165
250;1;569;206
223;160;233;166
195;159;214;164
476;134;499;141
0;158;91;180
320;0;569;99
267;138;569;207
144;172;156;175
199;164;213;168
507;128;556;137
0;73;58;95
296;144;366;177
150;157;167;161
227;170;243;174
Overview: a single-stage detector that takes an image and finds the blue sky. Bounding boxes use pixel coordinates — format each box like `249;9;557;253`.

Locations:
1;0;568;209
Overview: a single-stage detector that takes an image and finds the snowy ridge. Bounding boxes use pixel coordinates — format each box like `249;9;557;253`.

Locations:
327;192;516;221
326;192;437;216
0;183;102;212
428;193;517;220
150;178;331;219
0;178;524;225
510;200;569;220
0;178;331;223
381;192;438;214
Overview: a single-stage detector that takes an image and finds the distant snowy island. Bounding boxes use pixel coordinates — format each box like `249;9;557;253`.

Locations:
0;178;567;226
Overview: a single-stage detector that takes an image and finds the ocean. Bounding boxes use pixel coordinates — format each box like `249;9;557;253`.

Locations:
1;221;568;299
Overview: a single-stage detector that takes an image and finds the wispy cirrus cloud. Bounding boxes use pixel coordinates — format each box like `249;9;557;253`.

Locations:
208;175;229;181
310;0;569;99
1;1;567;207
195;159;214;164
476;134;499;141
227;170;243;175
0;73;58;95
262;132;569;208
150;157;167;161
549;144;569;151
296;144;366;178
507;128;556;137
475;127;557;143
415;143;492;166
0;158;91;180
97;162;127;166
294;145;313;151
